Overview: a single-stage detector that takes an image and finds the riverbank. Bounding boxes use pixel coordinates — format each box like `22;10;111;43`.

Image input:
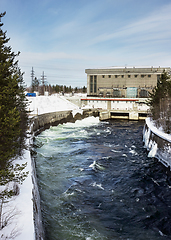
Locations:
3;94;99;240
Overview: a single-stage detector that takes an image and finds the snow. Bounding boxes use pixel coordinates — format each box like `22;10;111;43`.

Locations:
143;126;151;148
1;95;87;240
14;147;34;240
148;140;158;158
27;94;80;115
145;118;171;143
144;118;171;167
0;141;34;240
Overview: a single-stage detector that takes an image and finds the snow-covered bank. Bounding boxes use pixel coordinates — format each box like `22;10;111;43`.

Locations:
14;145;34;240
27;95;80;115
0;140;34;240
143;118;171;168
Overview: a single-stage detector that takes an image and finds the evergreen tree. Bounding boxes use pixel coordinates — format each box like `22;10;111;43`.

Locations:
147;70;171;132
69;85;72;93
0;12;29;167
74;87;78;93
0;12;29;237
31;77;39;92
83;86;86;93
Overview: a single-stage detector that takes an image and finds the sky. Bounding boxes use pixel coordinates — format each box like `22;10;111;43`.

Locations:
1;0;171;88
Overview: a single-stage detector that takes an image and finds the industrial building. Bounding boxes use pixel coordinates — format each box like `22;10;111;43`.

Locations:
85;66;170;98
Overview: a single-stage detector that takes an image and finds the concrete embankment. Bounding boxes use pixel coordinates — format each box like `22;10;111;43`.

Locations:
29;109;99;134
29;108;99;240
143;118;171;169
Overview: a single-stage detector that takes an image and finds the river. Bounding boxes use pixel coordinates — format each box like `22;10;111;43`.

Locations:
34;117;171;240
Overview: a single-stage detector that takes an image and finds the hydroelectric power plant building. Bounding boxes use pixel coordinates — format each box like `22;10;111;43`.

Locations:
83;66;171;120
85;66;170;98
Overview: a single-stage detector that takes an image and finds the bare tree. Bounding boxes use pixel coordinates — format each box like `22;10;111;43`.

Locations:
0;183;22;239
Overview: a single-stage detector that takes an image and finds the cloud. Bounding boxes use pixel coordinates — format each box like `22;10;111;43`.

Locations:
19;51;84;64
84;3;171;47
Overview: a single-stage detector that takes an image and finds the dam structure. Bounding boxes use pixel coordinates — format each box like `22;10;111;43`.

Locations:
81;97;149;121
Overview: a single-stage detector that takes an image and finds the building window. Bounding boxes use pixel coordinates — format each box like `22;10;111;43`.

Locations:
108;75;111;78
90;76;93;93
94;76;97;93
134;75;138;78
121;75;124;78
102;75;105;78
148;75;151;78
128;75;131;78
115;75;117;78
141;75;145;78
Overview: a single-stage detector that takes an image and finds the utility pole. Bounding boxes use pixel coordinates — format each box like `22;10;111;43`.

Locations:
41;71;47;95
31;67;35;92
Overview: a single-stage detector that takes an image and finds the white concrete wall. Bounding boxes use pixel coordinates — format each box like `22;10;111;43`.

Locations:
81;99;149;112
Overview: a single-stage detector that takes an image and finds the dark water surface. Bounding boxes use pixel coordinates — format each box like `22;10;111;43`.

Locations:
34;117;171;240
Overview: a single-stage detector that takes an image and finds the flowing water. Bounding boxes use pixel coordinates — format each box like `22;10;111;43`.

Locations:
34;117;171;240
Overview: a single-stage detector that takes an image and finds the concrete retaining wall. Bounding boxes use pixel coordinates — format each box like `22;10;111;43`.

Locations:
30;109;99;135
143;118;171;169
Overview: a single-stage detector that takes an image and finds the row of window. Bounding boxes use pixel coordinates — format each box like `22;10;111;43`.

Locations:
102;74;152;78
84;100;143;103
89;74;160;94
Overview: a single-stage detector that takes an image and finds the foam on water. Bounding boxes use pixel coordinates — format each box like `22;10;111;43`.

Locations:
89;160;106;171
90;182;105;190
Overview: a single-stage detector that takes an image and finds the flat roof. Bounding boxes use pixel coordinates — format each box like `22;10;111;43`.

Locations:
85;66;170;74
86;66;170;70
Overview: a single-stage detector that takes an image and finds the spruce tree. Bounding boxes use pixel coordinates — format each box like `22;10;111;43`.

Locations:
147;70;171;132
0;13;29;237
0;12;29;168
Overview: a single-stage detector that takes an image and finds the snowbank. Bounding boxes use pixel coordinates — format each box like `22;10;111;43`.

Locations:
14;146;34;240
27;95;79;115
0;140;34;240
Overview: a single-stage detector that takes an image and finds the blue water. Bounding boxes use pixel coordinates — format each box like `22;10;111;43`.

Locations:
34;117;171;240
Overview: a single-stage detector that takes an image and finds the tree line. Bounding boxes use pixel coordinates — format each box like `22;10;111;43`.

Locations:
28;74;87;95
